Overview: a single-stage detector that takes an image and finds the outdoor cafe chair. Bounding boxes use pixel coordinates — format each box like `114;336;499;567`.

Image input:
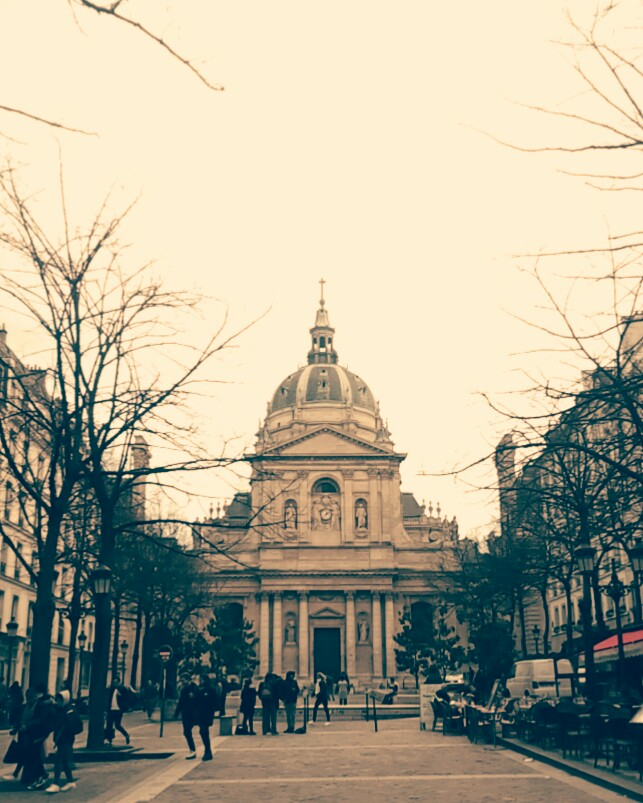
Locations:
430;699;444;733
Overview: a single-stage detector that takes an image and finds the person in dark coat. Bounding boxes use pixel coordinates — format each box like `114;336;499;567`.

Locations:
197;676;218;761
239;678;258;735
281;671;300;733
45;690;82;793
8;681;24;732
258;673;281;736
174;681;200;759
21;682;55;789
311;673;331;724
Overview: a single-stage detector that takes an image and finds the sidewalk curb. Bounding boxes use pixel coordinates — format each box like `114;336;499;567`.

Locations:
498;737;643;802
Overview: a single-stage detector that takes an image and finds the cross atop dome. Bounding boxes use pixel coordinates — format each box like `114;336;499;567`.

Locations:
309;281;337;364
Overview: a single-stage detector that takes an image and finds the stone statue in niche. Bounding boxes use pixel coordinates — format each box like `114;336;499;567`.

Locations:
357;616;370;644
284;614;297;644
355;499;368;530
284;500;298;530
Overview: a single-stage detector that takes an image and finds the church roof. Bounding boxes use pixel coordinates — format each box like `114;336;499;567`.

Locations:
401;492;424;519
270;364;377;412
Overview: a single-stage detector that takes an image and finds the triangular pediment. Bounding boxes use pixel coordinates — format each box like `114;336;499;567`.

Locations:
262;427;393;457
310;606;344;619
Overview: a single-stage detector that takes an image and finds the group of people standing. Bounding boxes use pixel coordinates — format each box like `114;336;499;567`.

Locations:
236;670;353;736
1;681;82;793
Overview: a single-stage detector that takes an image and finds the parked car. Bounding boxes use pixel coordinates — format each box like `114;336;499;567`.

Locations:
505;658;573;698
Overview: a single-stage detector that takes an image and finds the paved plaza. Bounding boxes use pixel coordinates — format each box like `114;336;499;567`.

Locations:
1;713;631;802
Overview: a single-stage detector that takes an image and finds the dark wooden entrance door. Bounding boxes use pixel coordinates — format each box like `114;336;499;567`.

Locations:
313;628;341;679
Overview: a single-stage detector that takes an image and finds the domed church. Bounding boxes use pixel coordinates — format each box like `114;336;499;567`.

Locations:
195;285;461;685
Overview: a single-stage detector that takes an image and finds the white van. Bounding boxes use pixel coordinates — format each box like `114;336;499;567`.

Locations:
505;658;574;699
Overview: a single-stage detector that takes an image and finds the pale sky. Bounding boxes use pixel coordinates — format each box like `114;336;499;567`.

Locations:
0;1;639;535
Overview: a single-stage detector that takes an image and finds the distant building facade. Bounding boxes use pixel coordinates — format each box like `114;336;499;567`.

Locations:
194;291;462;685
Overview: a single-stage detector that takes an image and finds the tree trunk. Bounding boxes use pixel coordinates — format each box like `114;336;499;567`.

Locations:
564;582;577;671
516;591;527;656
110;597;121;682
28;562;57;689
130;601;143;688
540;585;550;656
65;614;80;693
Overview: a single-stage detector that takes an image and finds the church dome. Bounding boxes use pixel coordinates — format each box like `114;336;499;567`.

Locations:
270;363;377;413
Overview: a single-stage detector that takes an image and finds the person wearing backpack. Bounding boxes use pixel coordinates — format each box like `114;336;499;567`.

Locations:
281;671;300;733
105;677;131;746
45;690;82;794
257;673;281;736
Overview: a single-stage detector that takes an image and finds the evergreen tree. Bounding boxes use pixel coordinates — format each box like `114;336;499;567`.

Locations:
206;604;259;680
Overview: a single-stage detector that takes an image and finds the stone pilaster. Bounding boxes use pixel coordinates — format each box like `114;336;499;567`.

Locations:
259;593;270;676
298;592;309;679
345;592;357;678
384;593;396;679
372;591;383;679
272;592;283;675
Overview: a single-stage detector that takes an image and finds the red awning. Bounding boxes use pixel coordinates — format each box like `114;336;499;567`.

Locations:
594;629;643;664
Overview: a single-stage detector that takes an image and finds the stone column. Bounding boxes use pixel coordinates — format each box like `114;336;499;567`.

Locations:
342;470;353;541
345;592;357;679
384;593;396;679
368;469;380;541
272;592;283;676
371;592;383;679
259;593;270;676
298;592;309;679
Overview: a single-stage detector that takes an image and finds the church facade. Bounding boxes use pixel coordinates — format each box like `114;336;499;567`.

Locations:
195;290;460;685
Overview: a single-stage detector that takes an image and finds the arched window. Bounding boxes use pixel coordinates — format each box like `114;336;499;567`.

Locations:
311;478;339;494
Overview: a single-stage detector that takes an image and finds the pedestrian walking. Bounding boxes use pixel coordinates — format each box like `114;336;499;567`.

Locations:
311;673;331;725
142;680;159;721
239;678;257;735
258;673;281;735
45;690;83;794
282;671;300;733
21;682;56;789
174;681;200;759
197;676;218;761
105;676;131;746
336;676;349;706
2;687;35;783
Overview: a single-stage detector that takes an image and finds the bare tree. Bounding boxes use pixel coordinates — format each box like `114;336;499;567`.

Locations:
0;168;249;746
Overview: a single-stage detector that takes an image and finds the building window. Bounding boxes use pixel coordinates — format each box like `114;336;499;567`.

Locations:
57;614;65;646
4;482;14;521
10;594;19;622
0;590;4;628
27;601;34;637
13;543;22;581
17;492;25;528
0;539;7;574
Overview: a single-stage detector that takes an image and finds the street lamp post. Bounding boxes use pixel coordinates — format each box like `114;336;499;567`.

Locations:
77;631;87;702
574;543;597;700
532;625;541;657
120;640;128;679
600;560;632;692
87;564;113;749
5;619;19;685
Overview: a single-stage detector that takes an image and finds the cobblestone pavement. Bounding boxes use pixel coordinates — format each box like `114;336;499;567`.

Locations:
142;719;627;803
0;716;634;802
